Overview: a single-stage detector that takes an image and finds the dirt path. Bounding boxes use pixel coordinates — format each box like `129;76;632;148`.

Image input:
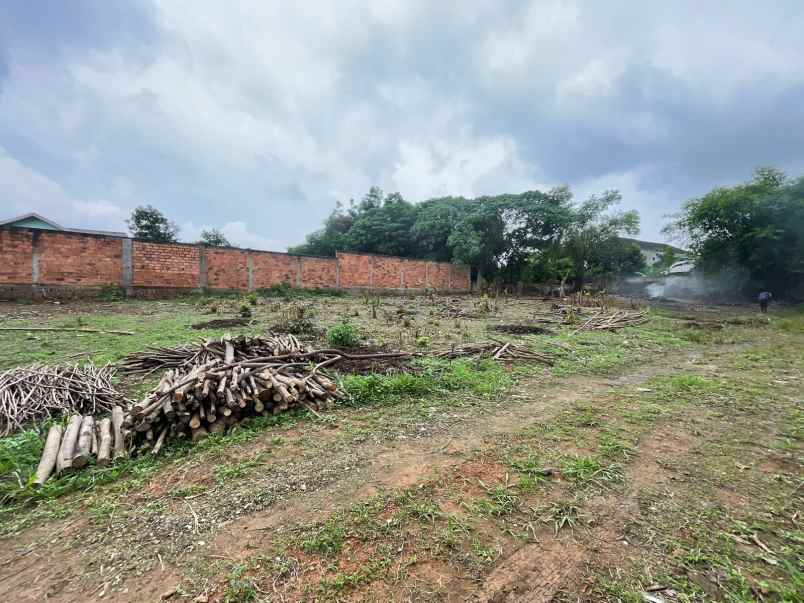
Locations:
0;345;708;602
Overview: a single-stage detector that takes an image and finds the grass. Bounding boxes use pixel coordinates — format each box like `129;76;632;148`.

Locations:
1;296;802;601
561;455;622;486
0;305;266;371
340;358;510;407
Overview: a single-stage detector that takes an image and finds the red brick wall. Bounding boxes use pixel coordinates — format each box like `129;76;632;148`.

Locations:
251;252;298;289
336;252;371;288
0;229;33;283
371;256;402;288
205;248;248;290
38;232;122;286
451;264;471;290
428;262;450;290
132;241;199;288
301;256;337;288
0;228;470;294
403;260;427;289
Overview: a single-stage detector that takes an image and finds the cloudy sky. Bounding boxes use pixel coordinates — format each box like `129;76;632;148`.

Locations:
2;1;803;248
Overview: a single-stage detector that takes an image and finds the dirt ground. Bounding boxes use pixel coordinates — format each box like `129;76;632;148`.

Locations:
0;292;801;602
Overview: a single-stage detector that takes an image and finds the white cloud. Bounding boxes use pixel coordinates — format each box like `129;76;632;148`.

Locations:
0;146;129;231
574;168;678;243
180;220;283;250
391;135;541;201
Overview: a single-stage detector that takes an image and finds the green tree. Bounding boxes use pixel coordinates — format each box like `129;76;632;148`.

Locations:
199;228;231;247
588;238;646;278
666;167;804;295
410;197;467;261
126;205;179;242
346;192;418;256
561;191;640;290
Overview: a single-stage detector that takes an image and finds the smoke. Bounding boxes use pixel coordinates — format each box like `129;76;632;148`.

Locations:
620;269;751;303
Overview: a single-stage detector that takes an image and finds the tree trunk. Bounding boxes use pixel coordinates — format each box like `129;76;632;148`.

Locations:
34;425;63;487
57;415;82;473
72;416;95;469
112;406;126;459
97;418;112;466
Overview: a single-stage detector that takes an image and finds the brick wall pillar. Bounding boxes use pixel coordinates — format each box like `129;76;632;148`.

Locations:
198;245;208;290
31;231;41;284
122;238;133;295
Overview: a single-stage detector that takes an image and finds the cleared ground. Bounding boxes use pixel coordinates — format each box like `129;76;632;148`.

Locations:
0;292;801;602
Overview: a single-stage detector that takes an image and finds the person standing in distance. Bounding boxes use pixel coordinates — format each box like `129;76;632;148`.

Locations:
758;290;772;313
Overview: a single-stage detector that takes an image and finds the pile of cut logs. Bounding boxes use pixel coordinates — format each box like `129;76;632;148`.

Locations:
33;407;126;487
125;352;343;454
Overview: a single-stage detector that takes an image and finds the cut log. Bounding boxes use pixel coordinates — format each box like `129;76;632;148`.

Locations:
33;425;63;487
72;415;95;469
97;418;112;466
57;415;82;473
112;406;126;459
189;412;201;430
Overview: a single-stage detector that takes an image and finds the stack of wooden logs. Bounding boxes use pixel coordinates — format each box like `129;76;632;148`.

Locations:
124;346;343;455
118;334;306;376
33;407;126;487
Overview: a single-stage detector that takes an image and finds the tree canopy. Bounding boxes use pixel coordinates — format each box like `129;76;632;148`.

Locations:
199;228;232;247
290;186;644;286
127;205;179;243
666;167;804;295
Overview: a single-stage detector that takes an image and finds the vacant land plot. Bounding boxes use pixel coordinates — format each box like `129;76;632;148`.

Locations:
0;292;801;602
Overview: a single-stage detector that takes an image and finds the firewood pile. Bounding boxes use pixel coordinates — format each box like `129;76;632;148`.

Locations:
568;309;649;332
118;334;306;376
0;363;130;437
120;336;410;455
124;347;345;454
432;342;554;365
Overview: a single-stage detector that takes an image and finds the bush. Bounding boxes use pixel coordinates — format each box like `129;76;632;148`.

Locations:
245;292;258;306
327;322;362;348
271;303;320;335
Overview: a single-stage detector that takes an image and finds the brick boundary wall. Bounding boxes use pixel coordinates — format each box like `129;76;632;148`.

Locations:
0;227;471;300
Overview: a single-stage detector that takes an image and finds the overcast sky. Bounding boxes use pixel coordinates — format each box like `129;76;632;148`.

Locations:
2;1;803;248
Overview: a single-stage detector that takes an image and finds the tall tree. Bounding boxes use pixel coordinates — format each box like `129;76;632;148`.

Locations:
666;167;804;295
561;191;640;290
199;228;231;247
126;205;179;243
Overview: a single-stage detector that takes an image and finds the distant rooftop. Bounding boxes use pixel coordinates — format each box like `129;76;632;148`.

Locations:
619;237;686;254
0;212;128;238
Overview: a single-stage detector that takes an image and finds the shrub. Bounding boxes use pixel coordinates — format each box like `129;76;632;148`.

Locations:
327;322;362;348
245;292;258;306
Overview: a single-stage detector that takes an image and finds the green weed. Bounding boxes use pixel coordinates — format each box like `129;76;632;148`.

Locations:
326;322;362;348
